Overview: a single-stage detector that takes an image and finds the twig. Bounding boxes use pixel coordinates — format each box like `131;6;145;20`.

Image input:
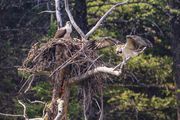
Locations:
0;113;23;117
24;74;35;93
27;99;46;104
0;100;44;120
49;46;85;77
83;88;88;120
43;103;48;118
87;55;103;71
18;100;28;119
0;101;26;118
27;99;46;119
93;98;101;112
18;67;50;76
38;10;55;14
99;87;103;120
19;74;34;93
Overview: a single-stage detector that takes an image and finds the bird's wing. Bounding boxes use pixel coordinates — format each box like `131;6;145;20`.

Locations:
132;35;152;47
143;38;153;48
54;28;66;38
126;35;153;50
87;37;122;50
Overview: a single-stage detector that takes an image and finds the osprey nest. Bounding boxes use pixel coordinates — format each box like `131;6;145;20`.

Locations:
22;37;108;96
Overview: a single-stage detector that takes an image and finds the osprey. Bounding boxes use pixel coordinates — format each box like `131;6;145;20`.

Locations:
54;21;72;39
115;35;152;69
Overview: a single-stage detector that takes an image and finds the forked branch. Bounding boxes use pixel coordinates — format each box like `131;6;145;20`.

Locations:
0;100;44;120
64;0;129;40
85;0;129;39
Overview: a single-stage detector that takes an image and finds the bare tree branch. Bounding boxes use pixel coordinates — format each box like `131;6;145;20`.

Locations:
0;113;24;117
69;66;122;85
27;99;46;104
85;0;170;39
93;98;103;120
18;74;34;94
0;100;44;120
83;89;88;120
64;0;86;40
55;0;63;28
64;0;167;40
99;88;103;120
18;100;28;119
24;74;35;93
85;0;129;39
18;67;50;76
38;10;55;14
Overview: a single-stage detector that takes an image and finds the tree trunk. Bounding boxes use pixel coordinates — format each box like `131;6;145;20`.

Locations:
47;44;70;120
170;1;180;120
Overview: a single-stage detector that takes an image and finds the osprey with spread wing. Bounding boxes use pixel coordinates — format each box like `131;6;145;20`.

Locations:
116;35;153;61
86;37;122;50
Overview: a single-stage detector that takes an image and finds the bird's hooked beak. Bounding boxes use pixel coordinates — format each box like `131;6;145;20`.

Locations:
66;21;72;27
126;35;133;39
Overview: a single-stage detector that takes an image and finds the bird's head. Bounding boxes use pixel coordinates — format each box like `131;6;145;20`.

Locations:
126;35;132;39
65;21;72;33
126;35;138;40
65;21;72;27
116;45;124;56
126;35;153;48
127;35;145;40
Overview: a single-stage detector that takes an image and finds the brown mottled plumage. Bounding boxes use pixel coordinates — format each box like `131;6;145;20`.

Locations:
87;37;122;50
54;21;72;39
116;35;152;61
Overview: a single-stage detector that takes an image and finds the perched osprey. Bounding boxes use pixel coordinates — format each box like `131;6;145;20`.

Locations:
54;21;72;40
115;35;152;69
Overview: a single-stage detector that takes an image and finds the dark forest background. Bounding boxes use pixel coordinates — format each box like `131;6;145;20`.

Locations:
0;0;179;120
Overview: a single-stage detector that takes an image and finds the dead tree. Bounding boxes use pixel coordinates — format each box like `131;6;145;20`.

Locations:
0;0;153;120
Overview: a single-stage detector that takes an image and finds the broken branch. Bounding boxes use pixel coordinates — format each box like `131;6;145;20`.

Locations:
69;66;122;85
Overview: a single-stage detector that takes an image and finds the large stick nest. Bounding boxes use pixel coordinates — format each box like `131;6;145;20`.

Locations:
22;38;108;84
22;38;108;118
